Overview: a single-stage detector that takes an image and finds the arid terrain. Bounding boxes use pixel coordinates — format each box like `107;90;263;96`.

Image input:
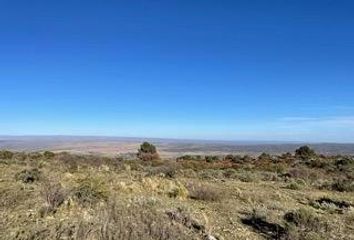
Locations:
1;136;354;157
0;142;353;240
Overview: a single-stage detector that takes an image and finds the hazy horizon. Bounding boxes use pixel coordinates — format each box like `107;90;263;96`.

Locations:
1;134;354;144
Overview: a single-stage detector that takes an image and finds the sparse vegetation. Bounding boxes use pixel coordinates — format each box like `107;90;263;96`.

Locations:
0;147;353;239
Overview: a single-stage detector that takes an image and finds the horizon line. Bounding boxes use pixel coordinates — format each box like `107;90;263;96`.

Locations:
1;134;353;145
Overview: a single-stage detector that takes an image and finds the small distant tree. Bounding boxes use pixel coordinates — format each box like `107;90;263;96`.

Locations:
137;142;159;161
295;145;316;160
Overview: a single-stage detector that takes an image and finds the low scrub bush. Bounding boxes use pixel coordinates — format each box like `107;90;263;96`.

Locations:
177;155;203;161
320;178;354;192
310;197;352;214
15;168;41;183
284;208;329;240
258;152;272;161
79;202;200;240
166;207;205;233
40;182;66;216
180;169;198;178
205;155;220;163
223;168;238;179
199;169;224;180
73;177;109;206
43;151;55;159
236;171;258;182
285;181;302;190
242;208;287;239
28;152;43;160
147;163;180;178
0;150;14;159
186;182;221;201
56;152;80;172
224;154;245;163
331;179;354;192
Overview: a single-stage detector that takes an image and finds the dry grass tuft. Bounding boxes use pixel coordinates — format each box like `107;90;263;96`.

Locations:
186;182;221;202
39;181;67;216
72;177;109;206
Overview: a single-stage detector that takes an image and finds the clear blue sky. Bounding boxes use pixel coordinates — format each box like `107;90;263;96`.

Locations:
1;0;354;142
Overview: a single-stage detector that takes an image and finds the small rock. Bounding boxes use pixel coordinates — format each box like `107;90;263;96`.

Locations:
204;234;217;240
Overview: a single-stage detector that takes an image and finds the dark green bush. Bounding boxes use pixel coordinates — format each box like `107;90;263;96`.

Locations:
137;142;160;161
295;146;316;160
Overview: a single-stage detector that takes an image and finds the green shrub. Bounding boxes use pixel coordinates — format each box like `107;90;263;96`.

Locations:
284;208;328;240
73;177;109;206
15;168;41;183
199;169;224;179
295;146;316;160
137;142;160;161
0;150;14;159
236;171;257;182
57;152;79;172
285;181;302;190
223;168;238;178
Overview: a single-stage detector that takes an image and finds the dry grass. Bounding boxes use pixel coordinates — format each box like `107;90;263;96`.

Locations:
186;182;222;202
0;150;353;239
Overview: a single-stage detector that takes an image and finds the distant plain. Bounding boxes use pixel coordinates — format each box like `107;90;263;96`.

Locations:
1;136;353;157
